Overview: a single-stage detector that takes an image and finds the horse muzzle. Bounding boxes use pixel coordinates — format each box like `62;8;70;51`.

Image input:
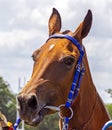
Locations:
17;93;48;126
16;79;60;126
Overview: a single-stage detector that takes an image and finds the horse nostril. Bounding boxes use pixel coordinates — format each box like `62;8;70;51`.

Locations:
27;95;37;109
17;94;38;113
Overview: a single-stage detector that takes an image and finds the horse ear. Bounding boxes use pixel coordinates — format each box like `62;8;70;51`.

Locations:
48;8;62;36
74;10;92;40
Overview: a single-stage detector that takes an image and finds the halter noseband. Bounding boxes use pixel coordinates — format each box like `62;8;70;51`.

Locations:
48;34;85;130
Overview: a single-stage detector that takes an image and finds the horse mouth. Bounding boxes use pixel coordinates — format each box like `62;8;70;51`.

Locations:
20;105;49;126
30;105;60;126
33;107;49;126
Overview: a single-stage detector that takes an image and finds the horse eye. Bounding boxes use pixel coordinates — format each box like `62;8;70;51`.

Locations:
32;55;35;61
63;56;75;67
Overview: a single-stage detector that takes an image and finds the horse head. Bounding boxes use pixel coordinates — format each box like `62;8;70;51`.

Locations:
17;8;110;130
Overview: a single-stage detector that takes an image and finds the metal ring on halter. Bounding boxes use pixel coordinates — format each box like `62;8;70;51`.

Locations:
58;104;73;120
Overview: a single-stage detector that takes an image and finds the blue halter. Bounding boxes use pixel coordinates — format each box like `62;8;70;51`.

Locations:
48;34;85;130
14;34;112;130
14;34;85;130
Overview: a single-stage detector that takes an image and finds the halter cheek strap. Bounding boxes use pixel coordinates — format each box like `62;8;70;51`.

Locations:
48;34;85;130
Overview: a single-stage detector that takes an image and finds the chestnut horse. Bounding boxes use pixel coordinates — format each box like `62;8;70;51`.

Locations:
17;8;111;130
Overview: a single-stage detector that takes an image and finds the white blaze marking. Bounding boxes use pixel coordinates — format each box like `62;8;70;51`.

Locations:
49;44;55;51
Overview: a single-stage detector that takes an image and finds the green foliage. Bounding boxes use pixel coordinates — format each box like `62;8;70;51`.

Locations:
0;76;16;123
106;104;112;119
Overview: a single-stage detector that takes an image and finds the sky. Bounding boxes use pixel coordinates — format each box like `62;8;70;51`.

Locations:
0;0;112;103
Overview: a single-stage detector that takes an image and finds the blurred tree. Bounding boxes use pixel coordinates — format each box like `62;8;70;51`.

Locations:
0;76;16;123
106;89;112;97
106;104;112;119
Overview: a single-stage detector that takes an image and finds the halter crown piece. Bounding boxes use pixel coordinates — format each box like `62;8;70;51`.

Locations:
48;34;85;130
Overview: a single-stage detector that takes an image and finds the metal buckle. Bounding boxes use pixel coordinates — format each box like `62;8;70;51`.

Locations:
58;104;73;120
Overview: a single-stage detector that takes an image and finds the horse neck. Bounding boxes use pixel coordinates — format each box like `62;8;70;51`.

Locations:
68;51;110;130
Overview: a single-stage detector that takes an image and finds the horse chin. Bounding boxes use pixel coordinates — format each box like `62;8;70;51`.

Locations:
24;106;52;127
25;113;44;127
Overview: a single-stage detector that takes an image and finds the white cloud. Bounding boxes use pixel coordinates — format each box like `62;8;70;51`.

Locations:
0;29;39;47
84;36;112;103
